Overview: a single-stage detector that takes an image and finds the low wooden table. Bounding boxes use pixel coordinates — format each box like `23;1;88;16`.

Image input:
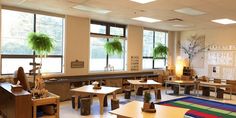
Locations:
197;82;232;99
70;85;120;114
165;80;196;95
109;101;189;118
32;92;60;118
127;80;162;99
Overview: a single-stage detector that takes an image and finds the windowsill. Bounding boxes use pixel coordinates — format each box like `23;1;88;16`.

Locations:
88;70;153;75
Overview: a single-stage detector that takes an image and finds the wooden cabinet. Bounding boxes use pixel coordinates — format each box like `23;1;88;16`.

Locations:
0;82;32;118
32;92;60;118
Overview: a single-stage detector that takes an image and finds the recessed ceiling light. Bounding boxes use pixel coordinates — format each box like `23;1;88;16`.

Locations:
73;5;111;14
130;0;156;4
212;18;236;25
174;8;206;16
132;17;161;23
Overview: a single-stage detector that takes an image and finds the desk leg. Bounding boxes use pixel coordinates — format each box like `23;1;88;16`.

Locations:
165;82;168;94
74;95;79;111
113;92;117;99
230;87;232;100
33;105;37;118
215;87;217;98
56;98;60;118
134;85;138;98
178;84;181;96
90;94;93;104
97;94;105;114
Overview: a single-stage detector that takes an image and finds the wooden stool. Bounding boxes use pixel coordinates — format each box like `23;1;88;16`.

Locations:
184;86;191;95
80;98;91;115
111;99;119;110
103;95;108;107
136;87;143;96
216;88;224;99
155;89;161;99
71;96;80;109
202;87;210;96
173;85;179;95
124;89;131;99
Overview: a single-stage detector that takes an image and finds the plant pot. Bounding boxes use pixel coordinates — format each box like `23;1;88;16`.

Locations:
143;102;150;109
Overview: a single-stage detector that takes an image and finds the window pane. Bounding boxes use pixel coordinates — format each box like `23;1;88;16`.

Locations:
90;24;106;34
1;9;34;54
36;57;62;73
143;30;154;57
36;14;64;55
108;38;125;70
2;58;32;74
142;58;153;69
154;59;165;68
90;37;107;71
110;27;124;36
155;31;166;45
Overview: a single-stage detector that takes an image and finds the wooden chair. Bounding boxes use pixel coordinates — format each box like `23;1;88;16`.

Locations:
13;67;30;91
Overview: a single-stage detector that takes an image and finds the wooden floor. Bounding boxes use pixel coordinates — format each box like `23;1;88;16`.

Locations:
60;88;236;118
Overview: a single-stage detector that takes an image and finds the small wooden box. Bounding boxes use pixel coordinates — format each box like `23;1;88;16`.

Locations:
11;85;23;92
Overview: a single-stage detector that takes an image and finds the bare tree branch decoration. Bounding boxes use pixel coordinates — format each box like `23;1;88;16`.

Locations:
179;35;210;67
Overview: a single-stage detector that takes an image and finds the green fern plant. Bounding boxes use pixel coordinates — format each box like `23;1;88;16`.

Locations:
144;92;151;103
27;32;54;56
153;43;168;59
104;37;123;56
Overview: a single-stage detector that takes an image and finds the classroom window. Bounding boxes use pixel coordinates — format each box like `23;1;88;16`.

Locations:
142;29;168;69
1;9;64;74
90;21;126;71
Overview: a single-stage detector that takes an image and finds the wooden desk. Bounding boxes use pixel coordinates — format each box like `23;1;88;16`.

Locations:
197;82;232;99
71;85;120;114
109;101;189;118
165;80;196;95
0;82;32;118
127;80;162;99
32;92;60;118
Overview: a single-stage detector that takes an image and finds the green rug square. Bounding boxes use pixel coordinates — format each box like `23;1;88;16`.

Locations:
174;101;193;106
208;108;231;114
228;112;236;117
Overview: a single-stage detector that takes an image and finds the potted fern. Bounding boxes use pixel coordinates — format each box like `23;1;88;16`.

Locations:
143;92;151;109
104;36;123;56
153;43;168;59
27;32;54;72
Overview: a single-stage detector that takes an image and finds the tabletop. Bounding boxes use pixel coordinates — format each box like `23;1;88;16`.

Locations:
70;85;120;94
127;80;162;85
109;101;189;118
166;80;195;84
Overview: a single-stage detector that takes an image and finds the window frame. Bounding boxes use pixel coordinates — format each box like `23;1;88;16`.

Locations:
143;29;168;69
1;8;65;75
90;20;127;71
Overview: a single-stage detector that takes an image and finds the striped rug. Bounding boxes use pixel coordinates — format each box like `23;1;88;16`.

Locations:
158;97;236;118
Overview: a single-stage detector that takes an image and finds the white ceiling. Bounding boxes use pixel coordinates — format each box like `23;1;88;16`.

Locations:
1;0;236;31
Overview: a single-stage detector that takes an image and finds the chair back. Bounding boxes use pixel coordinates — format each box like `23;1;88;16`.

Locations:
14;67;30;91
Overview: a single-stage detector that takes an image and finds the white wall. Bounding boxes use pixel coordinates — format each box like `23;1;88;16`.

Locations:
127;25;143;71
64;15;90;75
181;26;236;79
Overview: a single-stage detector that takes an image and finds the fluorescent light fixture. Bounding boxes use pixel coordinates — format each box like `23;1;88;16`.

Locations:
172;24;189;28
211;18;236;25
174;8;206;16
130;0;156;4
132;17;161;23
73;5;111;14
